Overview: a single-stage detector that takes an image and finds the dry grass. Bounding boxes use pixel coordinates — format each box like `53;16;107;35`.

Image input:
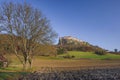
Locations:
33;58;120;71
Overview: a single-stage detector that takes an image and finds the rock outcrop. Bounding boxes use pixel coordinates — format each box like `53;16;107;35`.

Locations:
58;36;104;52
58;36;86;46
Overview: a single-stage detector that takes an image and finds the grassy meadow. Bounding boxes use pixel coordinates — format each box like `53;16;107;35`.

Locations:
58;51;120;59
1;51;120;79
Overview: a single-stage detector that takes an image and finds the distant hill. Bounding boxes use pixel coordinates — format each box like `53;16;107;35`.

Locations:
58;36;104;52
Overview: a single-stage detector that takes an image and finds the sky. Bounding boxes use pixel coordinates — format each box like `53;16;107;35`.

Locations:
0;0;120;51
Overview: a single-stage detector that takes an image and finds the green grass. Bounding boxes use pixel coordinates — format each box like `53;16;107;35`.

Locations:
0;72;29;80
58;51;120;60
0;66;22;72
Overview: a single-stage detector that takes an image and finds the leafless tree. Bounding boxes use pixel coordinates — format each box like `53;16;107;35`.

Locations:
0;2;57;70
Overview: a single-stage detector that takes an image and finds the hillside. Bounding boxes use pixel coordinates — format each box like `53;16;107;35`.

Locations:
58;36;105;52
0;34;11;54
0;34;56;56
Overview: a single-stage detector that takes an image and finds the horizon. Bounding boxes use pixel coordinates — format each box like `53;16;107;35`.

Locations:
0;0;120;51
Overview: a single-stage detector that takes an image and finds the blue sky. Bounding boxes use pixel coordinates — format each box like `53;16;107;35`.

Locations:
0;0;120;51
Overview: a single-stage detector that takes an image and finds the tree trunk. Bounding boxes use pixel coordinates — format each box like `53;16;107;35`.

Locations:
28;58;32;69
23;56;28;71
23;62;27;71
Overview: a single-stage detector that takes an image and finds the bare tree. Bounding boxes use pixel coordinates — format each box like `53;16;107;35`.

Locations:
0;2;57;70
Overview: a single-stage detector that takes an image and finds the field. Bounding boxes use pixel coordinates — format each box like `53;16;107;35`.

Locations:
58;51;120;59
0;51;120;79
20;68;120;80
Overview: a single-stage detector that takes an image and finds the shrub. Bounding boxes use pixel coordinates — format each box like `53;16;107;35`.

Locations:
94;50;106;55
57;47;67;54
63;54;75;59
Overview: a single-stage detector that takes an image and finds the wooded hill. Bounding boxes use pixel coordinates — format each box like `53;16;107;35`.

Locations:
0;34;56;56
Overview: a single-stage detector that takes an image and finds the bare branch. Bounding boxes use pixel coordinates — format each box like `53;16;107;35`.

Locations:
0;2;57;70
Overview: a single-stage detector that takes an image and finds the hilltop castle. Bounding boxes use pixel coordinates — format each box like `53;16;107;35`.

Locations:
58;36;84;46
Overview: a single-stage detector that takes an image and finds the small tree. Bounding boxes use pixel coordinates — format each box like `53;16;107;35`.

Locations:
94;50;106;55
0;2;57;70
57;47;67;54
114;49;118;53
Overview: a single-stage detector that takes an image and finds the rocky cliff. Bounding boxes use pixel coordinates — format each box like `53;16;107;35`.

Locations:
58;36;104;51
58;36;88;46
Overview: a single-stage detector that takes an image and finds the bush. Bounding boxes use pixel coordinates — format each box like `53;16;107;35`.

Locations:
63;54;75;59
57;47;67;54
94;50;106;55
